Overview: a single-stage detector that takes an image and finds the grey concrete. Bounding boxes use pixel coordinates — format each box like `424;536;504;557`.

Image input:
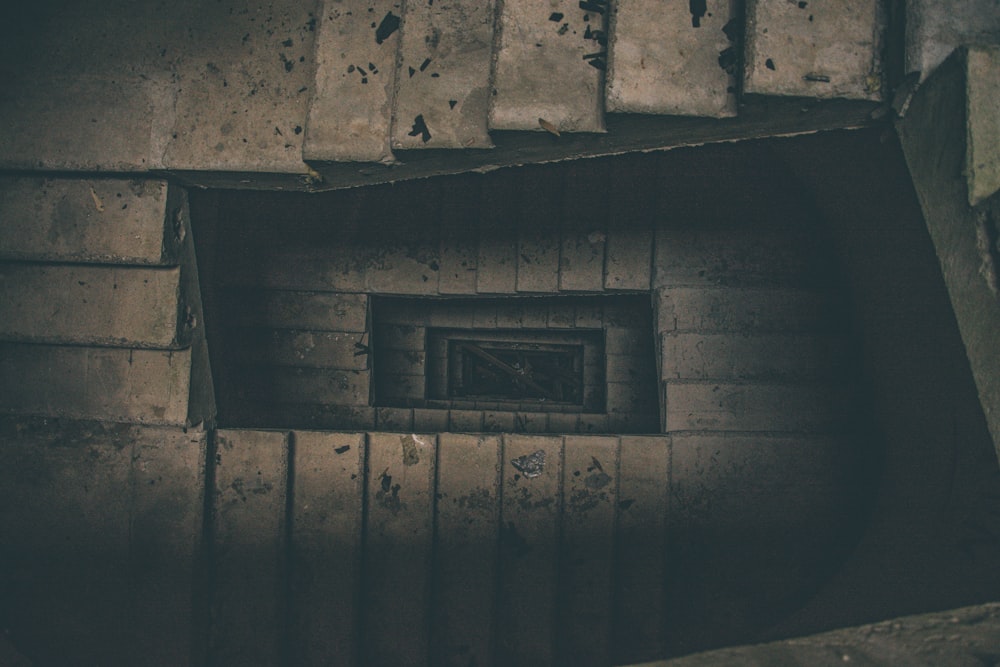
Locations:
0;0;318;174
0;344;192;425
210;429;289;666
966;46;1000;206
304;0;400;163
630;603;1000;667
897;49;1000;461
905;0;1000;79
0;264;187;348
289;431;366;667
0;419;206;666
744;0;882;100
392;0;495;149
0;177;180;265
490;0;606;132
607;0;736;117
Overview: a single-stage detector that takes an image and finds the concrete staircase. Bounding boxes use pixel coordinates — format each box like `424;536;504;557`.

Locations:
303;0;884;163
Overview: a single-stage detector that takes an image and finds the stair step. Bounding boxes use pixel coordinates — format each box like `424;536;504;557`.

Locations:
966;46;1000;206
391;0;496;150
606;0;737;117
0;177;181;265
489;0;606;132
743;0;882;101
304;0;401;163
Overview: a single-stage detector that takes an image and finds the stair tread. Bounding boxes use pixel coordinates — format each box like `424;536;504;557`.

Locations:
744;0;882;101
392;0;496;150
607;0;737;117
490;0;606;133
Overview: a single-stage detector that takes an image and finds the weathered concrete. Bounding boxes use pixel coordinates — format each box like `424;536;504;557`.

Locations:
0;177;181;265
160;1;319;173
432;434;501;667
905;0;1000;79
744;0;882;100
304;0;400;163
896;49;1000;460
0;264;187;348
966;46;1000;206
0;419;206;666
497;435;563;666
210;429;289;666
0;0;318;174
559;436;618;666
630;603;1000;667
661;333;848;381
614;436;670;664
289;431;365;667
364;433;437;666
0;344;192;425
664;382;852;432
392;0;495;149
655;287;844;334
607;0;737;117
234;290;368;331
490;0;606;132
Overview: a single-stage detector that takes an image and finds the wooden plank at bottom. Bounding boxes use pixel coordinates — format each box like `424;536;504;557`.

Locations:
364;433;437;666
432;434;502;667
558;436;619;667
497;434;563;667
289;431;365;667
613;435;670;664
210;429;289;667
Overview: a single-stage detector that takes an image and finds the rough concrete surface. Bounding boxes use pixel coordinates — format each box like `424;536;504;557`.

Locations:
905;0;1000;79
897;49;1000;460
607;0;736;117
0;177;179;265
305;0;400;163
631;603;1000;666
490;0;606;132
0;264;187;348
0;0;319;174
0;344;193;425
744;0;882;100
392;0;496;149
965;46;1000;206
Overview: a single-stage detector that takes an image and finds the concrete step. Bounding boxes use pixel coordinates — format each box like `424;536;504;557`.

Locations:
965;46;1000;206
744;0;883;101
0;344;193;425
664;381;856;433
660;332;851;381
490;0;606;132
654;286;848;334
0;177;182;265
391;0;496;150
304;0;402;163
0;263;189;348
607;0;737;117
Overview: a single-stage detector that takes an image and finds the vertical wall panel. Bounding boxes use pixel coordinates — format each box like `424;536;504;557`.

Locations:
558;436;619;666
497;435;564;667
613;435;670;664
210;429;289;667
364;433;437;666
432;434;502;667
290;431;365;667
